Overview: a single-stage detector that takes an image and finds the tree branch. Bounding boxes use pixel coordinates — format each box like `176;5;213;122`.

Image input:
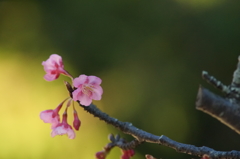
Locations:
71;55;240;159
196;55;240;134
196;86;240;134
74;101;240;158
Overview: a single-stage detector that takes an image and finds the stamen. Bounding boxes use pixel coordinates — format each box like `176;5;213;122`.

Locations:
82;84;95;96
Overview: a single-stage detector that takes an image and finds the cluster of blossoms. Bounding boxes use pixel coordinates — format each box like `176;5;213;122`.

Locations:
40;54;135;159
40;54;103;139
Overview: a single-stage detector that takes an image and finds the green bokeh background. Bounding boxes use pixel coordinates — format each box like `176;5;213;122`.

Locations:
1;1;240;159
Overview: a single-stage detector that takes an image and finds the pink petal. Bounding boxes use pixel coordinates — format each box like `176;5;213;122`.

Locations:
44;73;59;81
40;110;54;123
79;93;92;106
42;54;63;69
42;61;55;71
91;85;103;100
66;128;76;139
51;124;63;137
88;76;102;85
72;88;82;101
49;54;63;65
51;124;75;139
73;75;87;88
73;88;92;105
40;110;60;128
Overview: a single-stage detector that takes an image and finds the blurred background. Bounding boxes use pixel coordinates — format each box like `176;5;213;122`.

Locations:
0;0;240;158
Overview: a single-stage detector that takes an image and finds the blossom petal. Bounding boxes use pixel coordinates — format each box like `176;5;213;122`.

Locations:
91;85;103;100
51;124;75;139
67;128;76;139
40;110;60;128
44;73;59;81
73;74;87;87
40;110;54;123
42;62;56;72
72;88;92;105
79;93;92;106
72;88;82;101
88;76;102;85
51;124;64;137
49;54;62;65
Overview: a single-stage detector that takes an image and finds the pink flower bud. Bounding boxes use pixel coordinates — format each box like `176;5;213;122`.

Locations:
72;75;103;106
42;54;72;81
121;149;135;159
73;110;81;130
95;151;106;159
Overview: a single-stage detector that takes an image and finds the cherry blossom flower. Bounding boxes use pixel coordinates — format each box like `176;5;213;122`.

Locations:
51;112;75;139
41;55;104;139
42;54;72;81
40;109;60;128
51;122;75;139
40;99;67;128
72;75;103;106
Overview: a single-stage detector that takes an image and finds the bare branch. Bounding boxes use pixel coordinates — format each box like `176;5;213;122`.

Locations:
71;55;240;159
197;55;240;134
107;134;141;150
196;86;240;134
75;101;240;158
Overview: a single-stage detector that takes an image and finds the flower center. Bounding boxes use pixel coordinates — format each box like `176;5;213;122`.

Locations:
82;84;94;96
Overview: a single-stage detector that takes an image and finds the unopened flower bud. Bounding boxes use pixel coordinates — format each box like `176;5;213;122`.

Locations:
73;110;81;130
95;151;106;159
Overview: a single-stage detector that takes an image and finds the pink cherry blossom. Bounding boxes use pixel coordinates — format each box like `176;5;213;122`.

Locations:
40;109;60;128
51;123;75;139
72;75;103;106
40;99;66;128
51;112;75;139
42;54;72;81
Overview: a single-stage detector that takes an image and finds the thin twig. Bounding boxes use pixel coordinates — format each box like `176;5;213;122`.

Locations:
201;71;230;94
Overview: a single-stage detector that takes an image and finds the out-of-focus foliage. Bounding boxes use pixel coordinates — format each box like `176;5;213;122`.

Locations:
0;0;240;158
